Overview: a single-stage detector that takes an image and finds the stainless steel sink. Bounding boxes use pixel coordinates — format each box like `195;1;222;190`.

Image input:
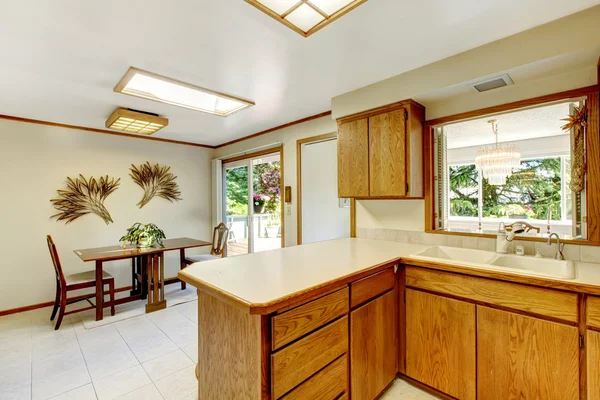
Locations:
411;246;576;280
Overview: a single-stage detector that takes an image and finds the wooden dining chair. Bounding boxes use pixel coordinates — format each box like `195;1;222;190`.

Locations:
47;235;115;330
180;223;230;288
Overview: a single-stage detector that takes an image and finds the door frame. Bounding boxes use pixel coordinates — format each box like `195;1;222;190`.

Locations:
296;132;354;245
222;146;285;251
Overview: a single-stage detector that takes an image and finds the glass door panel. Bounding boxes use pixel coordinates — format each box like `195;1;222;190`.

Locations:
224;163;250;256
223;151;282;256
251;154;282;253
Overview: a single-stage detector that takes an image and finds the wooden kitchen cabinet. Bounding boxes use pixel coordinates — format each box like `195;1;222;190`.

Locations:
337;117;369;197
589;330;600;399
369;108;407;197
477;306;580;400
405;288;476;400
350;289;398;400
337;100;424;198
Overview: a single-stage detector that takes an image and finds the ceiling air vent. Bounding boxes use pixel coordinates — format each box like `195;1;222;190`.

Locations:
468;74;514;93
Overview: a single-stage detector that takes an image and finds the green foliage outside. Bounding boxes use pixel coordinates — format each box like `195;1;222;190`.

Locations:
449;158;563;220
225;162;281;218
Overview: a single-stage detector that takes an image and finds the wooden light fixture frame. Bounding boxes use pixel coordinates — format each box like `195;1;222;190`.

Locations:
244;0;368;37
106;108;168;135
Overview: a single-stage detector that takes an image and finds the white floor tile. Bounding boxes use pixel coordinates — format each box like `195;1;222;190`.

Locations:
154;365;197;400
116;383;163;400
381;379;437;400
142;350;193;382
147;310;197;349
178;392;198;400
116;316;178;363
49;383;97;400
181;343;197;364
172;302;197;323
0;338;31;391
81;338;139;381
75;325;122;350
93;365;151;400
32;348;91;400
0;384;31;400
32;327;79;364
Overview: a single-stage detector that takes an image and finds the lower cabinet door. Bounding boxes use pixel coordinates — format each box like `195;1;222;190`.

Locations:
590;330;600;399
477;306;579;400
405;289;476;400
351;290;398;400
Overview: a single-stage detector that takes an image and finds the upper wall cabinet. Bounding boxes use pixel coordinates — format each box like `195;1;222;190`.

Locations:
337;100;424;198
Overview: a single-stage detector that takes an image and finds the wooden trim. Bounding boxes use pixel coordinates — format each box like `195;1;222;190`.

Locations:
350;199;356;238
216;111;332;149
587;92;600;243
244;0;368;38
0;113;214;149
114;66;254;116
336;99;425;125
423;125;435;231
296;132;338;244
281;145;286;249
221;146;283;164
425;84;599;127
0;285;131;317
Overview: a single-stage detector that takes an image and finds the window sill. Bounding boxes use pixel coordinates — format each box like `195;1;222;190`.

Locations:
425;229;599;247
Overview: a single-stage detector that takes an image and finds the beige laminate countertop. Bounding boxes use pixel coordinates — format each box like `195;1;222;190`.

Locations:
178;238;600;314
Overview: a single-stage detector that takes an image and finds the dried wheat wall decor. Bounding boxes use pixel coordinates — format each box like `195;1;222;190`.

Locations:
50;175;121;224
561;103;587;193
129;162;182;208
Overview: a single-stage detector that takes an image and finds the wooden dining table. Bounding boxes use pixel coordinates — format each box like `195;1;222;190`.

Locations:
74;237;212;321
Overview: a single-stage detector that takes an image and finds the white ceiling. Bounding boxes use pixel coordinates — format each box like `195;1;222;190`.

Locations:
445;102;573;149
0;0;598;146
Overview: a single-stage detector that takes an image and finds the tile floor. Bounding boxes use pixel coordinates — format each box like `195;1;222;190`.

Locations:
0;300;437;400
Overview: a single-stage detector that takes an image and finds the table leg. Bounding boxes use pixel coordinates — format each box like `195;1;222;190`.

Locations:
145;253;167;313
95;260;103;321
179;249;187;290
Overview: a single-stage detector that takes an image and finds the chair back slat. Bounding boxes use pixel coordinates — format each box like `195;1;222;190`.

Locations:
47;235;66;286
210;222;230;257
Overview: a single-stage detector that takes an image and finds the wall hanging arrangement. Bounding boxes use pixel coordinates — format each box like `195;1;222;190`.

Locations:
51;175;121;224
561;103;587;193
129;162;182;208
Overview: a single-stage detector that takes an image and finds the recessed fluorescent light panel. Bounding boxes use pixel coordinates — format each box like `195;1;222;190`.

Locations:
106;108;168;135
245;0;367;37
114;67;254;117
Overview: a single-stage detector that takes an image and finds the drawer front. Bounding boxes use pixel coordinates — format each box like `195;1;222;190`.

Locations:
588;296;600;328
350;267;395;308
272;288;348;351
272;317;348;399
280;355;347;400
405;266;578;322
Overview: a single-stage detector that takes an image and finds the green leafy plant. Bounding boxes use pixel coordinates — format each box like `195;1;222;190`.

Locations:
119;222;166;248
51;175;120;225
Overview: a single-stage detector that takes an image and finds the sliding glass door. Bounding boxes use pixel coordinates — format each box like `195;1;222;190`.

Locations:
223;151;282;256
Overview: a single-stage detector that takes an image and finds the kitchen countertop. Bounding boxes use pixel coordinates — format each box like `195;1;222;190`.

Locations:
178;238;600;314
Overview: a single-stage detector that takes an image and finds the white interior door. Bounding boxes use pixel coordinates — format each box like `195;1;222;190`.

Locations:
301;139;350;244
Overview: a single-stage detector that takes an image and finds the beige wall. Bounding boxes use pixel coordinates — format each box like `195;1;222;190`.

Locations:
214;115;337;247
0;119;213;311
331;5;600;120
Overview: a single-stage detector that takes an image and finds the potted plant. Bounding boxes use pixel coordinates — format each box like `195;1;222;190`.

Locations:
120;222;166;248
253;194;269;214
265;212;280;238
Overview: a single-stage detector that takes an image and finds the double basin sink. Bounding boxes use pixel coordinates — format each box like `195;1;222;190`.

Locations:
411;246;576;280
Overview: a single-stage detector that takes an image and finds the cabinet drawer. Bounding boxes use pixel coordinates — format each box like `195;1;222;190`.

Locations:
350;267;395;308
588;296;600;328
405;266;578;322
272;288;348;351
280;355;347;400
272;317;348;399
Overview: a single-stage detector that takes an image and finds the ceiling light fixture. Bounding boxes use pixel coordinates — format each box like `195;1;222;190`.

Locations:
105;108;168;135
245;0;367;37
475;119;521;185
114;67;254;117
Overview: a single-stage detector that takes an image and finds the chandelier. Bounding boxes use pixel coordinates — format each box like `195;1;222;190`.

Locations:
475;119;521;185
